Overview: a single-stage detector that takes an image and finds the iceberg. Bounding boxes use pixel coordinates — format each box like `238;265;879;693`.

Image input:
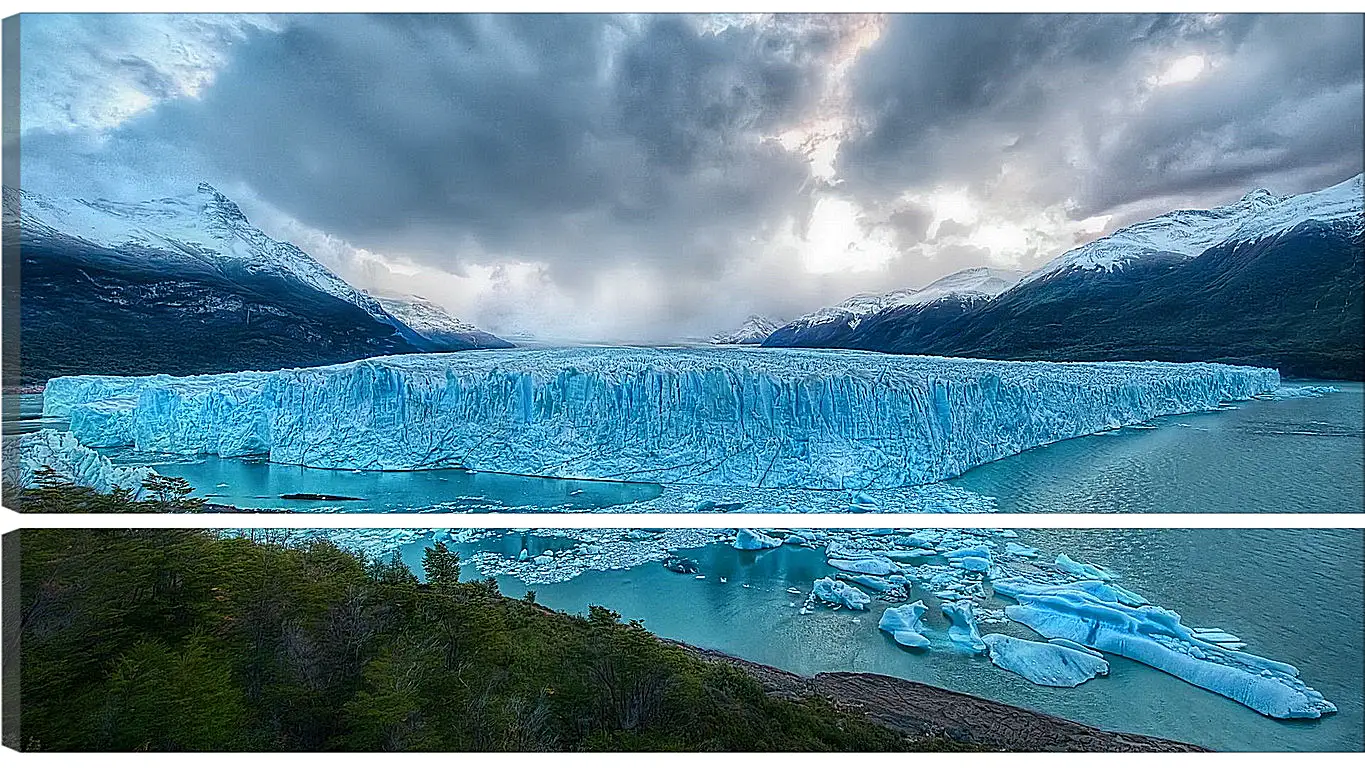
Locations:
827;556;899;576
1055;554;1114;581
3;429;156;499
812;577;871;610
838;574;899;593
878;602;931;649
992;576;1335;719
45;347;1278;489
983;634;1109;687
733;529;782;550
942;600;987;653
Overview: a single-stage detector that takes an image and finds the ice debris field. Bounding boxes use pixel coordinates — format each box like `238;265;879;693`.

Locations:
37;347;1278;490
266;525;1335;722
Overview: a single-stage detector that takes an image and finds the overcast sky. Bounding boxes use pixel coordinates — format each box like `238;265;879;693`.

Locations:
16;13;1364;341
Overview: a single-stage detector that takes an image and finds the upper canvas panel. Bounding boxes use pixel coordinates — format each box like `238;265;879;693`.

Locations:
2;13;1362;513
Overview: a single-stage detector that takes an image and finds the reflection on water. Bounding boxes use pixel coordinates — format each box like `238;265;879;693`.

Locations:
98;451;665;512
433;528;1362;752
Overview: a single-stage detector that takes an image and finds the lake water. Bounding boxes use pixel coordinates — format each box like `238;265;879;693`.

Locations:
420;528;1363;752
950;381;1364;513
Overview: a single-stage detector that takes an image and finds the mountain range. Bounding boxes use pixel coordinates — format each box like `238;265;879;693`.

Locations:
762;175;1363;380
711;315;783;345
4;184;509;383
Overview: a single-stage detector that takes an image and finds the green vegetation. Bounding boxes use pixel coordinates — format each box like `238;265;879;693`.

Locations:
4;471;204;514
17;527;964;751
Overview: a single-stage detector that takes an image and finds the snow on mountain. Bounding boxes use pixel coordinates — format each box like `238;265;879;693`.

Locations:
711;315;782;345
373;294;481;334
1025;173;1364;283
373;294;513;349
786;267;1025;332
9;184;389;315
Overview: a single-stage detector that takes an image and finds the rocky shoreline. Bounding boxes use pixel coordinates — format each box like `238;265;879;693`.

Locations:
672;640;1205;752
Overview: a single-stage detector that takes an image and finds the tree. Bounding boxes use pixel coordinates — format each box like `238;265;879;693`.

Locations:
523;590;537;604
587;605;621;627
422;542;461;591
141;474;202;513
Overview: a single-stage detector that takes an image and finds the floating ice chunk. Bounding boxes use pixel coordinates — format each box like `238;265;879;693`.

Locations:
839;574;898;593
3;429;156;500
1005;542;1039;558
883;548;936;560
879;602;931;649
983;634;1109;687
784;534;808;545
942;600;987;653
812;577;871;610
847;492;880;512
1193;631;1242;644
1055;554;1115;581
517;548;530;561
827;556;898;576
940;544;990;559
954;556;992;573
993;576;1335;719
49;348;1279;488
733;529;783;550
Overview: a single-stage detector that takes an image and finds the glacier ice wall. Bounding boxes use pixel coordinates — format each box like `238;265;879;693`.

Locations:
45;347;1279;488
2;429;156;499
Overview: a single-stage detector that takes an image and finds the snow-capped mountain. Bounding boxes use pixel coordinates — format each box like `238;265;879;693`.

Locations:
1025;174;1363;282
772;174;1363;379
710;315;782;345
9;183;400;328
373;294;512;350
765;267;1023;347
6;184;509;381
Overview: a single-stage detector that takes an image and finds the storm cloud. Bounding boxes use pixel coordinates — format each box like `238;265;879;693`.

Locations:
16;13;1364;341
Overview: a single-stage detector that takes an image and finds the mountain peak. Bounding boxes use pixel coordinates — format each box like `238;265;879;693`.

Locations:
1240;188;1278;205
1027;174;1364;282
194;183;249;226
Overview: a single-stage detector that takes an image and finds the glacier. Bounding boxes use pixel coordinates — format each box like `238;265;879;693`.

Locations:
992;576;1336;719
2;429;156;499
982;634;1110;687
43;346;1279;489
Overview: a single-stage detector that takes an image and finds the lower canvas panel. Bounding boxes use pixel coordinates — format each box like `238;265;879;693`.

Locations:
4;527;1362;752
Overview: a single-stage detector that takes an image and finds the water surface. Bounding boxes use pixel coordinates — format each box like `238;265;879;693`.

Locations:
420;528;1364;751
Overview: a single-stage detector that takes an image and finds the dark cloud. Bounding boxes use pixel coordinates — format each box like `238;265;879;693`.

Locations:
17;13;1364;340
838;13;1362;220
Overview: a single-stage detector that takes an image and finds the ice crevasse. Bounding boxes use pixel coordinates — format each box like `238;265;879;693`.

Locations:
44;347;1279;489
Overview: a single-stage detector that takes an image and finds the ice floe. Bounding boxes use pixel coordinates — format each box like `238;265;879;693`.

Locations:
879;602;932;649
983;633;1110;687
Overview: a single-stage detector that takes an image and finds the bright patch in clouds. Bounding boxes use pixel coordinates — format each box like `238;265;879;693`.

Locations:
799;196;898;273
1151;54;1207;87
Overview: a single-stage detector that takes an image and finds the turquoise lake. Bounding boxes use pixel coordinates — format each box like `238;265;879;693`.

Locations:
409;528;1364;752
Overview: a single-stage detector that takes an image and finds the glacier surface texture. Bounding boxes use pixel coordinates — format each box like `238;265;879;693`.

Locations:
45;347;1279;488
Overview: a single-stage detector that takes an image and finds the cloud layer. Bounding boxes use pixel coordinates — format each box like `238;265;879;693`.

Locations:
18;13;1364;340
